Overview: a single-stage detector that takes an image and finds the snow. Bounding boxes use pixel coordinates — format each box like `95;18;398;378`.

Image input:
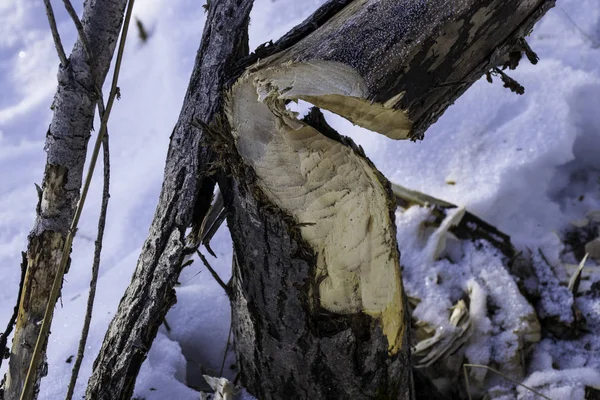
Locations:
518;367;600;399
1;0;600;399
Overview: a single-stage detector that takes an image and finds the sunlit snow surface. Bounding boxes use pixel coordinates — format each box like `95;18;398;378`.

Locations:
1;0;599;399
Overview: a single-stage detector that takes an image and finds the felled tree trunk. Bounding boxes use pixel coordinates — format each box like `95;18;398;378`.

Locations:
221;0;554;398
1;2;127;399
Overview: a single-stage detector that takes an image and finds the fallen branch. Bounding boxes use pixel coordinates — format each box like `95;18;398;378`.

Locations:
391;183;514;259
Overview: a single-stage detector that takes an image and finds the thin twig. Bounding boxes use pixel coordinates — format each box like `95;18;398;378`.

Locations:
463;364;473;400
64;9;110;392
463;365;472;400
163;318;171;333
65;110;110;400
62;0;93;60
568;253;589;295
463;364;553;400
219;323;232;377
181;269;202;285
43;0;68;66
537;248;554;269
19;1;136;398
61;0;107;109
200;190;226;258
0;253;27;370
558;8;600;48
197;250;229;293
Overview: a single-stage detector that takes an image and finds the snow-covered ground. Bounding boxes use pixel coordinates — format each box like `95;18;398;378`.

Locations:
1;0;599;399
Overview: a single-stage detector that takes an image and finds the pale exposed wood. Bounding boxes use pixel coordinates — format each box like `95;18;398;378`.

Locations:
223;107;414;399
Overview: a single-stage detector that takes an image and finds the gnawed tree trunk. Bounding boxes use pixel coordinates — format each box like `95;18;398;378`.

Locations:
223;107;414;398
87;0;555;399
1;2;127;399
84;1;254;399
220;0;554;398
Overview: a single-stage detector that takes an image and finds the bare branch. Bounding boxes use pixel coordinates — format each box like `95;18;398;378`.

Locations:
62;0;93;61
43;0;68;66
197;250;229;294
99;0;133;128
65;126;111;399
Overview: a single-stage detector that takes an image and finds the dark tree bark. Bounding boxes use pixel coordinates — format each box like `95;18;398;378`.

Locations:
239;0;555;141
1;2;128;399
85;2;361;398
84;1;254;399
221;0;555;399
223;125;414;399
86;0;556;399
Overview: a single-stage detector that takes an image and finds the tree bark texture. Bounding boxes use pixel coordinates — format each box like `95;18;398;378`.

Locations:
84;0;367;397
84;1;254;399
248;0;555;141
83;0;556;399
1;1;127;399
223;130;414;399
221;0;555;399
